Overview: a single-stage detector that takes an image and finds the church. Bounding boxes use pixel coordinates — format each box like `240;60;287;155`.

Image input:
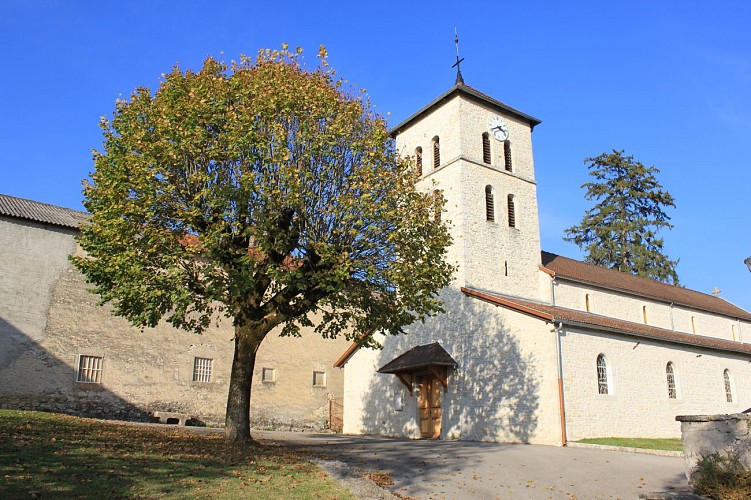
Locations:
334;80;751;445
3;75;750;445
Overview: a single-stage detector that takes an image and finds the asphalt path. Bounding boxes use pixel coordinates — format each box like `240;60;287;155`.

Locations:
255;431;691;499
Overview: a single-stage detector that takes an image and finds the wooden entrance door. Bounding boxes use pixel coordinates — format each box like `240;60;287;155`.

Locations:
417;375;442;439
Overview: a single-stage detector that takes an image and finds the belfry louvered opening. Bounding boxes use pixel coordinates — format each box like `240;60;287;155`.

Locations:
482;133;491;164
485;185;494;222
507;194;516;227
432;136;440;169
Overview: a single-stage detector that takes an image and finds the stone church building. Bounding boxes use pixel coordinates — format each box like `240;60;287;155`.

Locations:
3;80;750;443
335;83;751;445
0;194;348;429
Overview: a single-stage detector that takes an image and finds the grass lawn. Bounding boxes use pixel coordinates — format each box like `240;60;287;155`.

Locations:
0;410;354;499
575;437;683;451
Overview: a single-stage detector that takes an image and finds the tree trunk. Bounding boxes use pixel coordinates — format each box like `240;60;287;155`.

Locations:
224;325;263;442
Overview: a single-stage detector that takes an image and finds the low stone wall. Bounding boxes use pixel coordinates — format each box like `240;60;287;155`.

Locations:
676;413;751;481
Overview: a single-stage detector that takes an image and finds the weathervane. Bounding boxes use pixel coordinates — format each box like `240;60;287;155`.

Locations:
452;28;465;85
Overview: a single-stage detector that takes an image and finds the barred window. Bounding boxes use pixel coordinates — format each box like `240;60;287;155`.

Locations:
666;362;677;399
415;147;423;176
76;355;103;383
504;141;512;171
482;133;491;164
193;357;213;383
313;371;327;387
724;369;733;403
485;185;495;222
432;136;440;169
596;354;609;395
507;194;516;228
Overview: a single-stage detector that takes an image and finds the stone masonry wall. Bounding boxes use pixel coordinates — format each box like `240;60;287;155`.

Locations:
0;216;348;430
561;326;751;440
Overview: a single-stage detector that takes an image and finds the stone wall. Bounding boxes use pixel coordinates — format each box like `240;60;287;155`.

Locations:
552;279;749;341
561;326;750;440
0;215;348;430
343;287;562;445
677;413;751;482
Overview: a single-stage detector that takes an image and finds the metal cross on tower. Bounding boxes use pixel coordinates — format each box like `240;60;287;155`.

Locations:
452;28;465;85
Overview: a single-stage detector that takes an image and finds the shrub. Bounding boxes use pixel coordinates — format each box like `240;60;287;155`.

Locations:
691;452;751;500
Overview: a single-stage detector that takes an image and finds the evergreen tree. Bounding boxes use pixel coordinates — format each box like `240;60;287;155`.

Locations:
564;149;679;284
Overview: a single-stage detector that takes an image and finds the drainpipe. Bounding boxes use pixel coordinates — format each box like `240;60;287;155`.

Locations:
552;321;567;446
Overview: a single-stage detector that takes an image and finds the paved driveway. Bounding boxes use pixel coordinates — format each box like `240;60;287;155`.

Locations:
256;431;690;499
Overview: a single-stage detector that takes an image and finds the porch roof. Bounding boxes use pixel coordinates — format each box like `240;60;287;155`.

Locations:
377;342;457;374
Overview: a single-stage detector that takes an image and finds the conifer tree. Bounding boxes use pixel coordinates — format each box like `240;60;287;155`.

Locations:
564;149;679;284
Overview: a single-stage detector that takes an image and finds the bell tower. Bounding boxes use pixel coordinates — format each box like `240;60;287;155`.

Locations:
391;82;545;301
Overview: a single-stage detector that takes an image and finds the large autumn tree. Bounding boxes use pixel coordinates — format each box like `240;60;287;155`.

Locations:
72;46;454;442
564;149;679;284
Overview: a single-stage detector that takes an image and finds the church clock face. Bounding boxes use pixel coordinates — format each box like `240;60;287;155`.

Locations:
488;116;509;141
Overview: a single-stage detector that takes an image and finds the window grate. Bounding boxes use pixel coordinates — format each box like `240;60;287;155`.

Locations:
77;355;103;383
666;362;677;399
482;133;491;164
193;357;213;383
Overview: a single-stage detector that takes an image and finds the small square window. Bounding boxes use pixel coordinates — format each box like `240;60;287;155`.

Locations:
76;355;103;383
262;367;276;383
193;357;213;383
313;371;326;387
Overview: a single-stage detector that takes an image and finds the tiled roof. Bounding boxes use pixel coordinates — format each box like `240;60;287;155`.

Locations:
0;194;88;229
541;251;751;322
462;287;751;357
390;83;542;137
377;342;458;374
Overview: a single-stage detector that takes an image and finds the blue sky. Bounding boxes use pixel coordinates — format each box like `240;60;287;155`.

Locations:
1;1;750;310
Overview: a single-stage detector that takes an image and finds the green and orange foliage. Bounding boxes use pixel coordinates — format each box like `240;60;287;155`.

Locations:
0;410;354;499
72;45;454;442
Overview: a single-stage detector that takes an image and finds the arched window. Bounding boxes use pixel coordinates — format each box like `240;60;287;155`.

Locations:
643;306;648;324
691;316;696;333
724;369;733;402
485;185;495;222
507;194;516;228
415;147;423;176
432;136;440;169
482;133;491;164
596;354;609;395
504;141;512;171
433;189;441;223
585;294;591;312
732;324;737;341
666;362;677;399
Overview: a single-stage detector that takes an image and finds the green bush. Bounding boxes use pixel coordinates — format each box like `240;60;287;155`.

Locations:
691;452;751;500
